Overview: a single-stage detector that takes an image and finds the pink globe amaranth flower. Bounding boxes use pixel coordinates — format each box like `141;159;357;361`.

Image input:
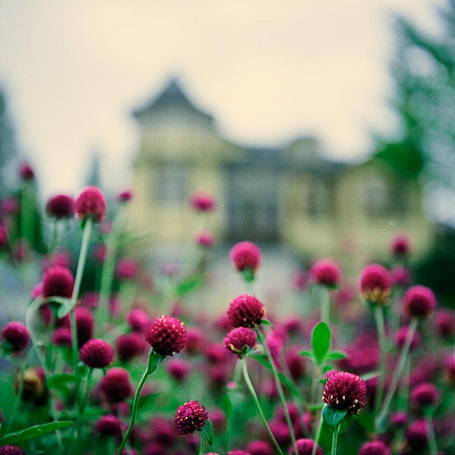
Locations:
322;371;366;414
117;189;133;203
357;440;391;455
185;327;207;355
60;306;94;347
166;358;191;382
391;234;411;257
390;411;408;428
224;327;257;358
116;333;146;362
229;241;262;273
19;162;34;180
79;291;99;310
75;186;106;223
247;440;273;455
145;315;187;356
31;282;43;299
391;265;411;287
289;438;323;455
93;244;107;263
1;322;30;352
227;451;249;455
445;354;455;384
51;327;72;346
410;383;440;409
127;309;151;332
395;326;420;351
46;194;74;219
42;265;74;299
403;285;436;319
100;367;133;403
292;270;308;292
79;339;114;368
227;294;265;328
435;309;455;338
43;250;72;271
95;415;123;438
0;197;19;215
359;264;391;306
196;231;215;248
405;419;429;450
310;259;342;287
0;446;24;455
285;346;306;381
175;401;208;436
115;258;139;280
0;224;8;250
190;192;215;212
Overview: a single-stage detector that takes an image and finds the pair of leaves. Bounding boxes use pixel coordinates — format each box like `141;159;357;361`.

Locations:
201;420;214;446
46;296;73;319
322;405;347;427
0;421;73;445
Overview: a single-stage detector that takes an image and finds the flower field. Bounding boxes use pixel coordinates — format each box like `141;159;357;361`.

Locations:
0;166;454;455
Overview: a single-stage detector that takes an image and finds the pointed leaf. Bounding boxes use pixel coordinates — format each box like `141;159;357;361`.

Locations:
175;274;205;297
312;322;331;366
0;421;73;445
47;374;76;391
201;419;214;446
147;350;164;374
260;319;274;330
326;351;347;361
322;405;347;427
298;350;313;359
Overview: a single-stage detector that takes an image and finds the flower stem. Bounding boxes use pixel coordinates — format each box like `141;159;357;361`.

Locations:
377;318;418;431
426;414;438;455
76;368;93;454
118;350;163;455
256;327;298;454
312;412;324;455
331;423;341;455
373;305;386;433
320;286;330;324
241;356;283;455
198;432;205;455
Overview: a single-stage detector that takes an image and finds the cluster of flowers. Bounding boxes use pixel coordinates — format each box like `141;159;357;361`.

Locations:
0;163;454;455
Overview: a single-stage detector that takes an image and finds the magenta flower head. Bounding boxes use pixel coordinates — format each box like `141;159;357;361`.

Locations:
405;419;429;450
79;339;114;368
51;327;72;346
145;315;187;356
196;231;215;249
391;265;411;287
166;358;192;382
435;309;455;338
0;224;7;250
247;440;273;455
0;446;24;455
410;383;440;409
75;186;106;223
117;189;133;203
115;258;139;280
391;234;411;257
174;401;208;436
42;265;74;299
322;371;367;415
46;194;74;219
359;264;391;306
358;440;391;455
100;367;133;403
224;327;257;358
229;241;261;275
310;259;342;287
289;439;323;455
403;285;436;319
190;192;215;212
1;322;30;352
116;333;146;362
95;415;123;439
395;326;420;351
19;162;34;181
127;309;150;332
227;294;265;328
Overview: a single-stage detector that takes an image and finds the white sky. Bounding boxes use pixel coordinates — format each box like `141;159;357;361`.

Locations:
0;0;444;198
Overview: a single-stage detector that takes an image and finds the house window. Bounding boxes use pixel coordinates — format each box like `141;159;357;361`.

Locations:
156;163;188;204
363;178;408;217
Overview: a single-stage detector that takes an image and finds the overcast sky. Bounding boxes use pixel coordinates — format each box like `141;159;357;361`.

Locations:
0;0;443;198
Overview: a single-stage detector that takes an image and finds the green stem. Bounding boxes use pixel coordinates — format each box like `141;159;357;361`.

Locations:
426;414;438;455
76;368;93;454
25;298;48;375
241;357;283;455
256;327;298;454
198;432;205;455
118;350;163;455
377;318;418;430
49;220;59;253
331;423;341;455
6;347;35;432
373;305;386;433
320;286;330;324
312;413;324;455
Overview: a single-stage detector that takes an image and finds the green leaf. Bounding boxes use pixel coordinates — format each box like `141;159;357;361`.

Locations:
201;419;214;446
175;274;205;297
251;354;301;399
311;322;331;366
322;405;347;427
47;374;75;391
298;350;313;359
147;350;164;374
241;268;255;283
325;351;347;361
0;421;73;445
260;319;274;330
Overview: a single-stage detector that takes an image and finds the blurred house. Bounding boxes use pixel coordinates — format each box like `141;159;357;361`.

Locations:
128;78;433;264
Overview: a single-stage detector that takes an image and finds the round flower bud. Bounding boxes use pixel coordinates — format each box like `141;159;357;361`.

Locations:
0;446;24;455
224;327;257;358
145;316;187;356
391;265;411;287
435;309;455;338
117;190;133;203
196;231;215;248
61;307;94;347
1;322;30;352
190;193;215;212
247;440;274;455
79;339;114;368
99;367;133;403
390;411;408;428
391;234;411;257
322;371;366;415
95;415;123;438
359;264;391;306
166;358;191;382
403;285;436;319
410;383;440;409
290;439;323;455
116;333;146;362
42;265;74;299
229;241;262;273
115;258;139;280
0;224;8;250
51;327;72;346
395;326;420;351
127;309;150;332
75;186;106;223
14;369;45;400
405;419;429;450
357;440;391;455
19;163;34;181
227;294;265;329
310;259;342;287
46;194;74;219
174;401;208;436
